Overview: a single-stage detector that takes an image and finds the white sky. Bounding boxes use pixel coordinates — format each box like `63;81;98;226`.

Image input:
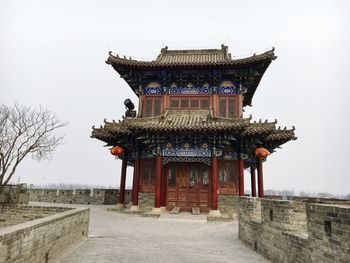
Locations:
1;0;349;194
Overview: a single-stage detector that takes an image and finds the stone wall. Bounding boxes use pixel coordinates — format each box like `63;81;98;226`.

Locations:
0;184;29;204
238;197;350;262
0;205;70;228
138;192;154;210
218;195;239;219
0;205;89;263
307;203;350;262
137;193;240;214
28;188;132;205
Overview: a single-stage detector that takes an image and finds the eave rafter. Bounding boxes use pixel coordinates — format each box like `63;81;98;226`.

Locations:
91;111;296;154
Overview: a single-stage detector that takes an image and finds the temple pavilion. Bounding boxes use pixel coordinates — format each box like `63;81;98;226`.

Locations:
91;45;296;216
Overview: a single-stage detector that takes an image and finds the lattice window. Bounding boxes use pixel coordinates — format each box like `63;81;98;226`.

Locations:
228;97;235;118
170;96;210;110
170;99;179;108
140;159;156;192
145;98;153;117
180;99;189;108
143;96;162;117
190;99;199;108
154;99;161;116
168;165;177;187
219;98;226;117
200;99;209;109
218;96;236;118
218;160;238;194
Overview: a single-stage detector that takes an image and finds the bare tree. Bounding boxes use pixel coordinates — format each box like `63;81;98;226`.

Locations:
0;103;67;188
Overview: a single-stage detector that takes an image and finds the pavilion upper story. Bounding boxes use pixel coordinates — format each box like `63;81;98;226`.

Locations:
106;45;276;119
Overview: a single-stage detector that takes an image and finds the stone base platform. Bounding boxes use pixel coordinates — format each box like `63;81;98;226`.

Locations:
207;214;233;222
107;206;235;222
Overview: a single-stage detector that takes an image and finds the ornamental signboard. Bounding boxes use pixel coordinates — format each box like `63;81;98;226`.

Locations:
217;86;238;94
162;147;211;157
169;87;210;95
143;87;164;95
143;86;239;95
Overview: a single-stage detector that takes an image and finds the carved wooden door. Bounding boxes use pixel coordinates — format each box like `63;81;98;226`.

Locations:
166;163;209;212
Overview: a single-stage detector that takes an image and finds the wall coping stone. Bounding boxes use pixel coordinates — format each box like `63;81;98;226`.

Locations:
0;206;89;239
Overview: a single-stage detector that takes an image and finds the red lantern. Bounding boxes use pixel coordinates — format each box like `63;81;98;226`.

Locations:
254;148;270;160
110;146;124;157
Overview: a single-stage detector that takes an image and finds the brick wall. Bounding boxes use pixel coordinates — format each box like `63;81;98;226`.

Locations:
0;205;70;228
218;195;239;219
138;192;154;210
238;197;350;262
0;184;29;204
307;203;350;262
0;206;89;263
28;188;132;205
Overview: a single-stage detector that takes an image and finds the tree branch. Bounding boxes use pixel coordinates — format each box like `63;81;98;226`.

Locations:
0;102;67;186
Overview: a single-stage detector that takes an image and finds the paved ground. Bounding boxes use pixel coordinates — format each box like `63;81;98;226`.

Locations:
32;203;269;263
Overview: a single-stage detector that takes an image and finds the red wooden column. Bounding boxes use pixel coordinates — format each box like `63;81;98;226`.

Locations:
118;157;127;207
131;157;141;207
250;166;257;197
211;155;219;210
257;159;264;198
238;159;244;196
154;155;162;209
161;164;167;207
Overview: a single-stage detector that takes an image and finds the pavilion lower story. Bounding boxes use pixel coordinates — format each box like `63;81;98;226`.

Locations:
117;156;265;215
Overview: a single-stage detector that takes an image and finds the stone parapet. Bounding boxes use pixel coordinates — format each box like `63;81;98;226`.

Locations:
238;196;350;262
28;188;132;205
0;205;89;263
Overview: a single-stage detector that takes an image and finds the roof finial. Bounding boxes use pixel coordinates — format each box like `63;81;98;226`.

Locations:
161;46;168;54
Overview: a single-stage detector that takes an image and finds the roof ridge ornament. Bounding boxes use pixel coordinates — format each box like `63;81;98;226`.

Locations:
161;46;168;54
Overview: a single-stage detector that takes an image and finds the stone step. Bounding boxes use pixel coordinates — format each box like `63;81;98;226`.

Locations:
192;207;200;215
140;212;161;218
170;207;181;214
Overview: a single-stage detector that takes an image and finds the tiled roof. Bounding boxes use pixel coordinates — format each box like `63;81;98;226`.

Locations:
106;45;276;68
91;110;296;145
155;45;231;64
264;127;296;141
241;120;277;136
122;110;248;132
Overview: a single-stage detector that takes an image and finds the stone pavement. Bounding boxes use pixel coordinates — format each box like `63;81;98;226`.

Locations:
31;203;269;263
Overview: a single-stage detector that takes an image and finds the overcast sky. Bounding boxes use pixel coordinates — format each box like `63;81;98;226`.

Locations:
1;0;349;195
